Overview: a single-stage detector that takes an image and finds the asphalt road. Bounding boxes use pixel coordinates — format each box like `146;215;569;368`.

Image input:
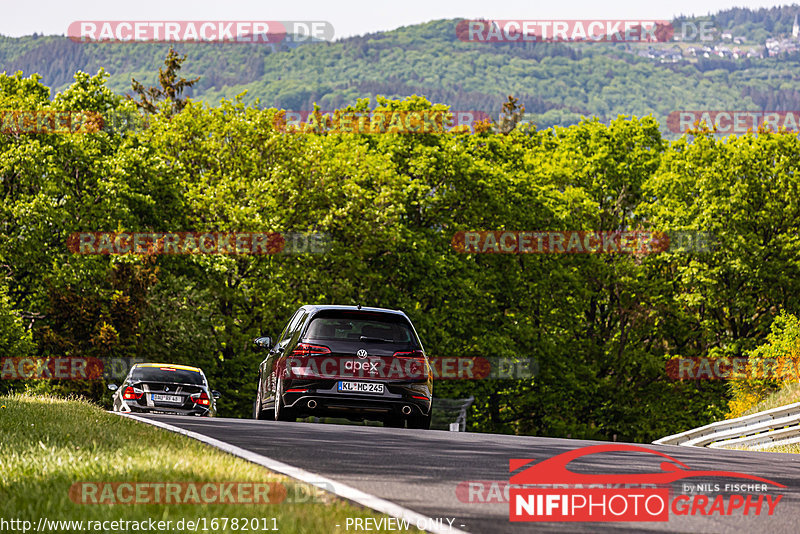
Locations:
135;414;800;533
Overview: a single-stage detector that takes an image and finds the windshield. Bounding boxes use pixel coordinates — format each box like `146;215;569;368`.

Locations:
305;311;419;346
130;367;206;385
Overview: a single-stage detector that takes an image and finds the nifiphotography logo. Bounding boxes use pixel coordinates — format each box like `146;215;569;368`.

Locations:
509;444;785;522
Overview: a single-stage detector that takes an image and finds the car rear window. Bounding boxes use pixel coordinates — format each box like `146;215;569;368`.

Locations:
130;367;206;385
304;311;419;346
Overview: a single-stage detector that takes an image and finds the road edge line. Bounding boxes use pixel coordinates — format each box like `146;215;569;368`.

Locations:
115;413;470;534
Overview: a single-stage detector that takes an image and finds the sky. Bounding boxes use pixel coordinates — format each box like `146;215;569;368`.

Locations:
0;0;796;39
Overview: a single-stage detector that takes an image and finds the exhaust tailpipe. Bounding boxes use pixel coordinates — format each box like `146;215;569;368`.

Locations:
402;405;412;415
307;400;317;409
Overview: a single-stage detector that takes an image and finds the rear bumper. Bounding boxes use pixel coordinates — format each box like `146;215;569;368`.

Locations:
121;401;213;417
282;381;431;418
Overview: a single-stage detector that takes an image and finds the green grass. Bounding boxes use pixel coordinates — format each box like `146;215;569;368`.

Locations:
729;442;800;453
0;394;421;533
741;382;800;417
749;443;800;453
726;382;800;454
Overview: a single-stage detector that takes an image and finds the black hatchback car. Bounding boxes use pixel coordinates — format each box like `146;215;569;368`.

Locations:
109;363;220;416
253;305;432;429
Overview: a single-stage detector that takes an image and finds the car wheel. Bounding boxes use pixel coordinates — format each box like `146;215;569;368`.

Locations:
255;384;269;420
383;415;405;428
274;378;295;422
407;414;431;430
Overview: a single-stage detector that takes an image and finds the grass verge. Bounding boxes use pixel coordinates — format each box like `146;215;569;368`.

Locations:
741;382;800;417
727;382;800;454
742;443;800;453
0;393;421;533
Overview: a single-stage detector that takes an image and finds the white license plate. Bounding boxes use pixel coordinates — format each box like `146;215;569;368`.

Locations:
152;394;182;403
338;381;384;394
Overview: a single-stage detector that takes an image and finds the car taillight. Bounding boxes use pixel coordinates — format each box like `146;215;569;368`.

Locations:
291;343;331;356
191;391;211;406
393;350;429;379
122;386;143;400
393;350;426;361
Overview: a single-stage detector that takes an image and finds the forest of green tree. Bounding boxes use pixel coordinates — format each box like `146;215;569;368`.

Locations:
2;54;800;442
3;7;800;137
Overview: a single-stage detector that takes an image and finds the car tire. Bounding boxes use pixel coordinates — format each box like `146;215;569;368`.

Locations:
407;414;431;430
255;384;270;420
274;378;296;422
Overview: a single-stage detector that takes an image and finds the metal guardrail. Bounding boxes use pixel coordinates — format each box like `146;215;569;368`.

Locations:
431;396;474;432
653;401;800;450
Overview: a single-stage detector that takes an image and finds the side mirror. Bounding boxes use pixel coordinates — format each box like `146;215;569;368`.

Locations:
254;336;272;350
107;384;118;391
211;390;221;399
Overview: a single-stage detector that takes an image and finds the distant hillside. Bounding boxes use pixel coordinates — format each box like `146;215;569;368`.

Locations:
675;4;800;42
3;11;800;135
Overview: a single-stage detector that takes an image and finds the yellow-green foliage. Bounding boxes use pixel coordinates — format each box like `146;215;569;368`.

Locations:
728;312;800;417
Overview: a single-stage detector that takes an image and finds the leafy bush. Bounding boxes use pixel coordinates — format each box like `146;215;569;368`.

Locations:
728;312;800;417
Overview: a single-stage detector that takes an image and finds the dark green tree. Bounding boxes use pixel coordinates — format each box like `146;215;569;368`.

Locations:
496;95;526;134
129;47;199;116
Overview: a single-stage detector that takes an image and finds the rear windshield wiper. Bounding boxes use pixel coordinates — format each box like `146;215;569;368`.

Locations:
359;336;394;343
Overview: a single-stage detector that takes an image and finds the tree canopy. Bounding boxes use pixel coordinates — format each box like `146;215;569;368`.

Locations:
2;67;800;441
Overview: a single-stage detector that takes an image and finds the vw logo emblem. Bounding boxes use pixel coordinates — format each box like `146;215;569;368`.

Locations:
357;349;368;359
164;386;169;392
